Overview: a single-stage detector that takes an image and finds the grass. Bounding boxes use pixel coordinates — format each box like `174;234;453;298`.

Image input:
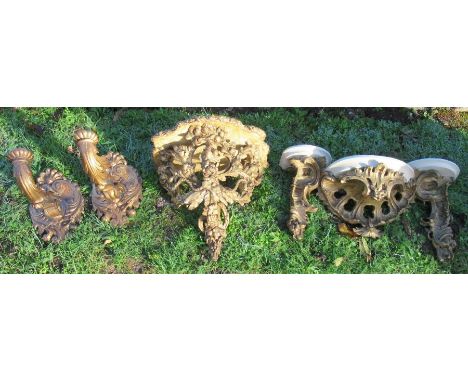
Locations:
0;107;466;274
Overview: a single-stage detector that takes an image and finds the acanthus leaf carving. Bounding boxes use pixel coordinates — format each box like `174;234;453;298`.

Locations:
8;148;84;243
283;150;459;262
74;129;142;226
152;116;269;260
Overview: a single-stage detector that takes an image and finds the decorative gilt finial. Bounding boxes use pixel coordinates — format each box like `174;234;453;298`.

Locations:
74;129;143;226
7;147;84;242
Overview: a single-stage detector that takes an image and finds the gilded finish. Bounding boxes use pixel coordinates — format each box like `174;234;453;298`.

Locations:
319;163;416;238
415;170;456;261
287;157;322;240
7;148;84;242
152;116;269;260
286;157;457;261
74;129;142;226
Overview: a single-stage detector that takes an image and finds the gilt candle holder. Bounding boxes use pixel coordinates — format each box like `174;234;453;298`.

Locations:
152;116;269;260
7;148;84;242
280;145;460;261
74;129;142;226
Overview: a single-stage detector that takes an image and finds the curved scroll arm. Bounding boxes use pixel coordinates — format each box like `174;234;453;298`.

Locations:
7;148;48;206
74;129;112;190
415;170;457;261
287;157;322;239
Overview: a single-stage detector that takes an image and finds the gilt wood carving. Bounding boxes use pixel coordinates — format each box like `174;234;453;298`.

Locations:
318;163;416;239
74;129;142;226
8;148;84;242
287;157;322;240
152;116;269;260
414;170;457;261
282;147;459;262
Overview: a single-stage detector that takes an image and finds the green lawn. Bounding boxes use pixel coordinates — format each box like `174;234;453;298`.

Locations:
0;107;466;273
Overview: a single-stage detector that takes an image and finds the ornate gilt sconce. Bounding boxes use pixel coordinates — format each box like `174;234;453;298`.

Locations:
7;148;84;242
152;116;269;260
74;129;142;226
280;145;460;261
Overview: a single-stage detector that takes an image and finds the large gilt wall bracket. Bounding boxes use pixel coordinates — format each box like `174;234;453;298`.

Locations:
280;145;460;261
7;148;84;242
74;129;142;226
152;116;269;260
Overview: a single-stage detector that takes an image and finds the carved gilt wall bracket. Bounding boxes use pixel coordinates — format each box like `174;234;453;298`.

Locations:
152;116;269;260
74;129;142;226
7;148;84;242
280;146;460;262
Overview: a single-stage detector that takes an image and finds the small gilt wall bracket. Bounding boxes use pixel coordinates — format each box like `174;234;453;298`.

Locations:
280;146;460;262
8;148;84;242
74;129;142;226
152;116;269;260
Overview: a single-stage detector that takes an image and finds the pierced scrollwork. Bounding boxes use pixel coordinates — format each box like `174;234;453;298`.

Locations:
152;116;269;260
415;170;457;262
319;163;416;238
283;150;459;262
8;148;84;242
287;157;322;239
74;129;142;226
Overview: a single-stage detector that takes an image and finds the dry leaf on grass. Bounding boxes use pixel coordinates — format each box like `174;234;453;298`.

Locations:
338;223;360;238
334;257;344;267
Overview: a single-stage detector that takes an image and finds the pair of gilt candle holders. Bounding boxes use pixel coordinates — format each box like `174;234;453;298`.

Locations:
8;130;143;242
7;115;460;262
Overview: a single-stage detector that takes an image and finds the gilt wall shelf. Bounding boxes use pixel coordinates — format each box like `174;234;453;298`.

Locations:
281;145;460;261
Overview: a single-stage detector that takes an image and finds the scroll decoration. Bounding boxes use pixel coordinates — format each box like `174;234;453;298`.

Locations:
281;146;459;261
152;116;269;260
74;129;142;226
8;148;84;242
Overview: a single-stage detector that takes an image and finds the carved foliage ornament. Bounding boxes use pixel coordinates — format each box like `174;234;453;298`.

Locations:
152;116;269;260
414;169;457;260
74;129;142;226
281;146;459;262
319;163;416;239
7;148;84;242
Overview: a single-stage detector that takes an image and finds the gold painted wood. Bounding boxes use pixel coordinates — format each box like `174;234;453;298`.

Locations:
414;170;457;261
7;148;84;242
287;157;322;240
74;129;142;226
284;155;458;262
318;163;416;239
152;116;269;260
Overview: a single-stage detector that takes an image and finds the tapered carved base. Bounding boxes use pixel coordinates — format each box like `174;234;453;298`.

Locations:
74;129;142;227
198;203;229;261
8;148;84;243
152;116;269;260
